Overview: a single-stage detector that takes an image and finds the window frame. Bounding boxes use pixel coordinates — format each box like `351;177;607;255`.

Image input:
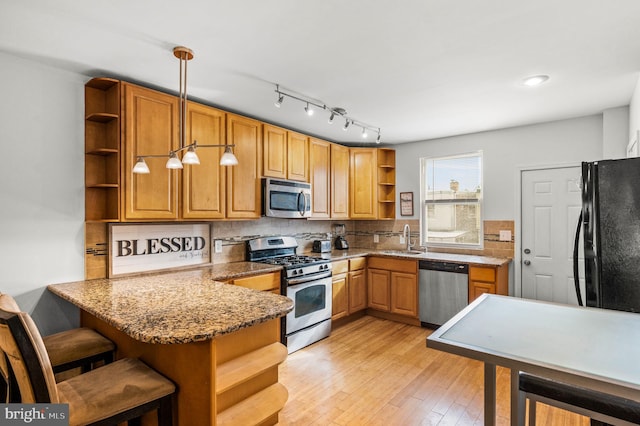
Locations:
419;151;484;250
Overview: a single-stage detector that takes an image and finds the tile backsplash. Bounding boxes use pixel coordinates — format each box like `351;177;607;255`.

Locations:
212;218;514;263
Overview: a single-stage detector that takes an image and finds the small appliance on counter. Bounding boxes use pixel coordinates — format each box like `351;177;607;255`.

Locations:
334;223;349;250
312;240;331;253
334;236;349;250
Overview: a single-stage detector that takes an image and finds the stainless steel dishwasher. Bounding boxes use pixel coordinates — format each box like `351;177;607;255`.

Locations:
419;260;469;327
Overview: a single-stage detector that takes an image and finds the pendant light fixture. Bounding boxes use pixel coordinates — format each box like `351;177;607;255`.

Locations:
133;46;238;174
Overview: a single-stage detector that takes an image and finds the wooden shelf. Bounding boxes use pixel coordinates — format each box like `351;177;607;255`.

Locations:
216;342;287;395
86;148;118;156
217;383;288;426
86;112;118;123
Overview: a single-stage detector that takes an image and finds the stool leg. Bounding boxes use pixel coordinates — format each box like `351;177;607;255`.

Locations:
529;400;537;425
157;395;173;426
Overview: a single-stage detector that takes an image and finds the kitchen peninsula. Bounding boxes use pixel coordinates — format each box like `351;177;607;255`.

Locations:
48;263;293;426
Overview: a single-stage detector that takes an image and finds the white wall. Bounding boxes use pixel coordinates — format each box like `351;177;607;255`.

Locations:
603;106;629;159
629;76;640;142
395;115;605;220
0;51;86;334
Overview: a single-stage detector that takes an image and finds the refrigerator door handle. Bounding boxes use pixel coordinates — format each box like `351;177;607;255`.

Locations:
573;210;584;306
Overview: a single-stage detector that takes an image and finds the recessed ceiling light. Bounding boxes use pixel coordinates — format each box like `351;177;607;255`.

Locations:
522;75;550;87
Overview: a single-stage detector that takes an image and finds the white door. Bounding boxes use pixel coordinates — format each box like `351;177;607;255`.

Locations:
521;167;584;305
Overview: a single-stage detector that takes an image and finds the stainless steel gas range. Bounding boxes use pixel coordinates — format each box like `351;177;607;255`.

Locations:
246;236;332;353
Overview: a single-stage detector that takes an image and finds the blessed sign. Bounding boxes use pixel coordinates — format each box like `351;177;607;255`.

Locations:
109;224;211;277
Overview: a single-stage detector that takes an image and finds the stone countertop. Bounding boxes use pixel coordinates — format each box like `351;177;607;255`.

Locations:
317;248;511;267
47;263;292;345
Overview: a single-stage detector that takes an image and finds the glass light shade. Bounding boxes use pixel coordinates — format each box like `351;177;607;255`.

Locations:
182;147;200;165
166;153;184;169
132;158;150;174
220;146;239;166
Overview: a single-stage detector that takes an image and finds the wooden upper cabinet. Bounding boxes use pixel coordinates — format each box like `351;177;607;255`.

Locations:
122;83;179;221
226;113;262;219
309;138;331;218
331;143;350;219
263;125;309;182
182;102;226;219
263;124;287;179
349;147;377;219
287;131;309;182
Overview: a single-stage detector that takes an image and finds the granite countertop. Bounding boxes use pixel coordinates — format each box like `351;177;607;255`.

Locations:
317;248;511;267
48;263;292;345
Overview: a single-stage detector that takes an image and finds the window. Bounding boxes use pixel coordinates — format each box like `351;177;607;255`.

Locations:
420;152;483;248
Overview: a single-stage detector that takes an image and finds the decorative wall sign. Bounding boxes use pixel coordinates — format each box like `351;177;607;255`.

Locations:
109;223;211;277
400;192;414;216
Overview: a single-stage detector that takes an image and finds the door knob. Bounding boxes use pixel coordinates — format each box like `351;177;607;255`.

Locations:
524;260;531;266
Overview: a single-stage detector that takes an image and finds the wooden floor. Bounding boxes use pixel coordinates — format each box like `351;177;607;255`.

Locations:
277;315;590;425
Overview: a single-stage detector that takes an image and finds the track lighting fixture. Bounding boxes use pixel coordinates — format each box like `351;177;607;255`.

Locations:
133;46;238;174
272;84;382;143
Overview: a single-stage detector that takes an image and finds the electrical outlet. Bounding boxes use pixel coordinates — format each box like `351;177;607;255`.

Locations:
399;235;406;244
373;234;379;243
499;230;512;242
214;240;223;253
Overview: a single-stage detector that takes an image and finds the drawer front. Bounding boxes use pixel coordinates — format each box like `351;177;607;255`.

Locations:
233;272;281;291
332;260;349;275
368;256;417;274
349;257;366;271
469;266;496;283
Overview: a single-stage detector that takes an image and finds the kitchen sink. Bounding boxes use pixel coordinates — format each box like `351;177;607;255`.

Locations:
381;249;425;256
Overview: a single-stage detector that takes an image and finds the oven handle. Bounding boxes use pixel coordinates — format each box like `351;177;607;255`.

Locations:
297;191;306;217
286;270;332;285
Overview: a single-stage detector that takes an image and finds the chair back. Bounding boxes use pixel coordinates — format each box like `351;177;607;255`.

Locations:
0;299;59;403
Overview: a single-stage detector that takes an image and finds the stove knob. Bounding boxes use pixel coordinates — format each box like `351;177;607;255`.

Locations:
299;268;304;275
292;269;298;276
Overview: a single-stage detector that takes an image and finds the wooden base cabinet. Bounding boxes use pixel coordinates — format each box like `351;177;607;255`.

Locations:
332;257;367;321
367;257;418;318
468;264;509;302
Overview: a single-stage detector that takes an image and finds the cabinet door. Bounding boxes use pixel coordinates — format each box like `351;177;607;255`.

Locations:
263;124;287;179
287;131;309;182
226;114;262;219
123;84;179;220
367;268;390;311
390;272;418;318
182;102;226;219
310;138;330;218
233;272;280;292
348;269;367;313
470;281;496;302
332;274;349;320
331;143;350;219
349;148;377;219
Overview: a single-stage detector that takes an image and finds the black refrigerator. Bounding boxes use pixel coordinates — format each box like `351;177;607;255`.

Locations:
574;157;640;312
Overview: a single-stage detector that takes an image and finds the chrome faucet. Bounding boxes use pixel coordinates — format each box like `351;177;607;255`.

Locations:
403;224;415;251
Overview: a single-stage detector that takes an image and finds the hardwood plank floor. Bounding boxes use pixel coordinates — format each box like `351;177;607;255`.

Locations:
277;315;590;425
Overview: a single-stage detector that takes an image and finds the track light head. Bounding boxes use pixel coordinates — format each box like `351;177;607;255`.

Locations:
343;120;350;131
376;131;381;144
305;102;314;116
328;111;335;124
362;127;368;138
275;93;284;108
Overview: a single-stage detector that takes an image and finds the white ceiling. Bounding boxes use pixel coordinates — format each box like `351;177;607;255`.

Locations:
2;0;640;145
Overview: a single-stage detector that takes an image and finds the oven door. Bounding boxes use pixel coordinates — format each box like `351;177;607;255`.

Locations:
285;276;332;335
263;178;312;218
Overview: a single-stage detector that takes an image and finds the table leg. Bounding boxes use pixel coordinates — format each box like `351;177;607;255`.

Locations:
485;363;497;425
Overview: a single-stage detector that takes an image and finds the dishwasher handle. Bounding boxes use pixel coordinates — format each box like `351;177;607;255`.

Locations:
419;260;468;274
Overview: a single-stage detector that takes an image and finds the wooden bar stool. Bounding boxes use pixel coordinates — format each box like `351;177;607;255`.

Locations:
518;371;640;426
0;305;175;425
0;293;115;375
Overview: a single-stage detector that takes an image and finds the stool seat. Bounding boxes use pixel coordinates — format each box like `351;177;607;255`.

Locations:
519;371;640;425
43;327;114;373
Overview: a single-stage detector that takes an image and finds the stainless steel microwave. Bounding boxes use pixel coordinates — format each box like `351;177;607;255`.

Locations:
262;178;312;218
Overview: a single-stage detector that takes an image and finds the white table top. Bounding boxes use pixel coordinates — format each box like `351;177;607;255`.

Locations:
427;294;640;401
